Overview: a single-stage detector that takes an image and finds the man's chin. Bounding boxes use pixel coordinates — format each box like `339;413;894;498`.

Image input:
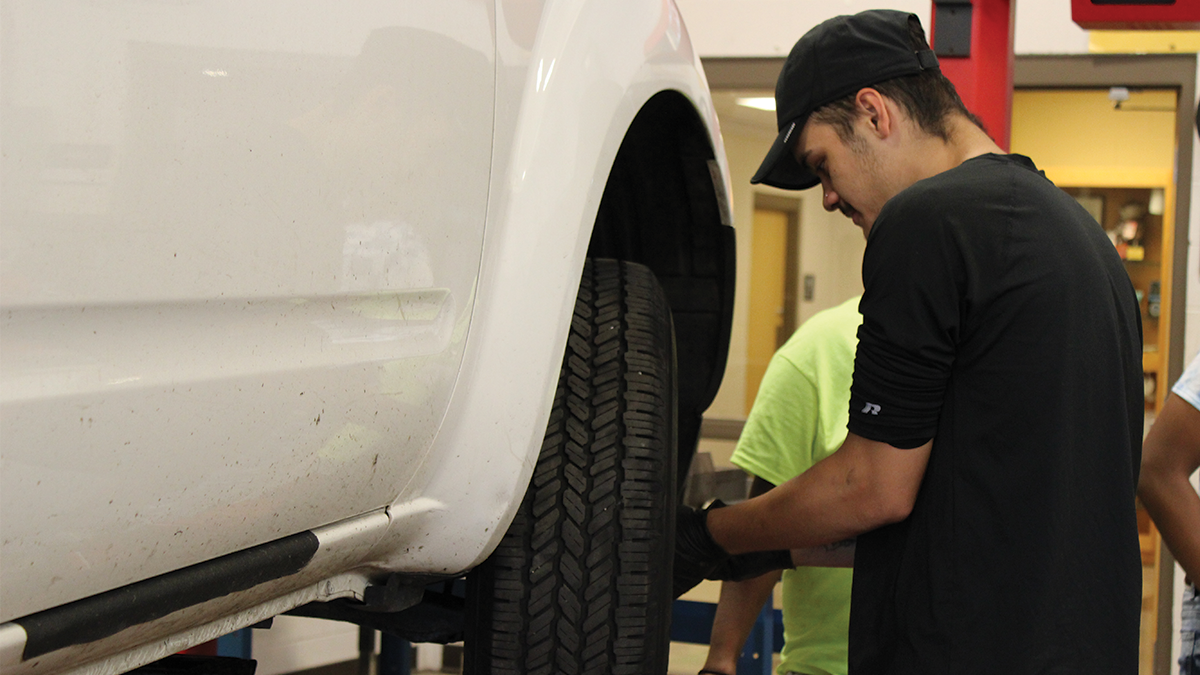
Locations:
848;213;873;238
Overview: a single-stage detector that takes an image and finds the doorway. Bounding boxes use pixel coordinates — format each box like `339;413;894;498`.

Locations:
745;196;800;414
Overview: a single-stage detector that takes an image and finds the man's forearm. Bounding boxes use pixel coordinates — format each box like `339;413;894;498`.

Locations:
707;434;931;555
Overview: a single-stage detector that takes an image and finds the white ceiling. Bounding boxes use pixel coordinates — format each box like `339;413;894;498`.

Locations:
710;89;779;139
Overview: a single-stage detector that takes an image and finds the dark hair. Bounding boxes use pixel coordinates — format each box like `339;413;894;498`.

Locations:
810;16;985;143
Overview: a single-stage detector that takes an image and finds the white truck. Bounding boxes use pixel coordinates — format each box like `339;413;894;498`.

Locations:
0;2;735;674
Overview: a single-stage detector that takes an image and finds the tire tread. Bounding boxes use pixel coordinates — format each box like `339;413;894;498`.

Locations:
465;259;675;674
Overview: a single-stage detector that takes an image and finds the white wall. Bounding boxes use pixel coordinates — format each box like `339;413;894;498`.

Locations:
675;0;930;57
253;616;360;675
253;617;444;675
1013;1;1090;54
674;0;1090;56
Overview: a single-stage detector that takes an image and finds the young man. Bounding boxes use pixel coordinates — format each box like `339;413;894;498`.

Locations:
674;10;1144;673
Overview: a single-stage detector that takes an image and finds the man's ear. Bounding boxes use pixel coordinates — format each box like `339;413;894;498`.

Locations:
855;88;893;139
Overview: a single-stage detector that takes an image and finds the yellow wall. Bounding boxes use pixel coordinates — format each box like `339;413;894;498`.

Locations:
1089;30;1200;54
1011;89;1176;184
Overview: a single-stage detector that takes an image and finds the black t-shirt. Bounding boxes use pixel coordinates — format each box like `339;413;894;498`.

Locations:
846;154;1144;674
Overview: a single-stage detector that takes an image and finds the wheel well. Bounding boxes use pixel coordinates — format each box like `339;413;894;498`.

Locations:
588;90;735;487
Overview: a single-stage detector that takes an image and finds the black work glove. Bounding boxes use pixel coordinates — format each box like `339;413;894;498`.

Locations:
674;500;796;598
707;548;793;582
673;500;730;598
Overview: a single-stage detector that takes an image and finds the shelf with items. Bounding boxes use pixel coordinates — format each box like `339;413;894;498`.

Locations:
1063;185;1172;412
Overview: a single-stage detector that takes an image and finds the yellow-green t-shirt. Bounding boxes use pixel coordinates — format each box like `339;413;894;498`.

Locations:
731;295;861;675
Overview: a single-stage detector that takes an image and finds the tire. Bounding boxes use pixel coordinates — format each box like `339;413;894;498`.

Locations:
464;258;678;675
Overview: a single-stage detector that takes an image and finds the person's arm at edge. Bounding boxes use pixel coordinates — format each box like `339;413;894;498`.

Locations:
702;476;782;674
702;569;781;675
1138;391;1200;583
707;432;932;554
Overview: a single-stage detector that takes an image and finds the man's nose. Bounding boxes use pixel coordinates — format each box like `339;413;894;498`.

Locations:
822;184;839;212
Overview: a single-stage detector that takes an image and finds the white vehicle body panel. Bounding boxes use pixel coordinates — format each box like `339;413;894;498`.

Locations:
0;0;732;671
2;1;494;620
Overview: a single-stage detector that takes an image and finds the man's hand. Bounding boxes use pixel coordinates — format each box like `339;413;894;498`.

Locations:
673;501;796;598
673;501;730;598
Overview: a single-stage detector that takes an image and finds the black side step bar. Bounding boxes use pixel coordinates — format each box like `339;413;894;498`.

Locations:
13;531;318;660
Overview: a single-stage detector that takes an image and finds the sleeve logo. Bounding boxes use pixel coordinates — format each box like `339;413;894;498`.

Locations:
861;402;882;415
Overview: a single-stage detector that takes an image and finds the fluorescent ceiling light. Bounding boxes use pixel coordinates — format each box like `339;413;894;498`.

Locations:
736;97;775;111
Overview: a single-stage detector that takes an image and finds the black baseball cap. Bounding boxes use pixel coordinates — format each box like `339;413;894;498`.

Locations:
750;10;940;190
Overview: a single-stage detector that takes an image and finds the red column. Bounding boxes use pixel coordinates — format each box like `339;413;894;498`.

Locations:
931;0;1016;151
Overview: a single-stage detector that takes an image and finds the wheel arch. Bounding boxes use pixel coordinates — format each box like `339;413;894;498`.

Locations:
363;0;736;579
588;89;736;485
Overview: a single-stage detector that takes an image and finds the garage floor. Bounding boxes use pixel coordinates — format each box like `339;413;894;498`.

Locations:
266;581;754;675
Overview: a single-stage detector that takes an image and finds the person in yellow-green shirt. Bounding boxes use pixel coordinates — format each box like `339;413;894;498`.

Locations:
700;295;861;675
